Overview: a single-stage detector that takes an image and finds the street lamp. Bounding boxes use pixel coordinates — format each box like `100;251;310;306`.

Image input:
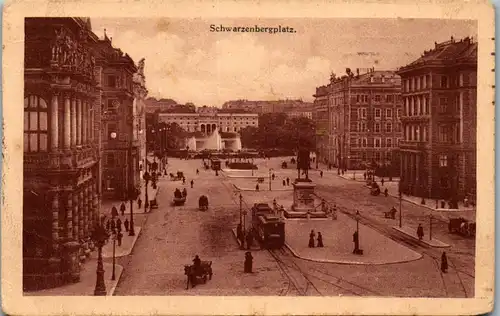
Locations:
239;193;243;226
143;171;150;212
111;232;116;280
91;222;109;296
269;168;274;191
356;210;360;234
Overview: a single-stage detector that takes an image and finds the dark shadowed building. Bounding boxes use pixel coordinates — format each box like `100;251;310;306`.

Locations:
397;36;477;199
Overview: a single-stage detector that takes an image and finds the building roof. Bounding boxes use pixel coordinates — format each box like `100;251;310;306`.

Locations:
399;36;477;72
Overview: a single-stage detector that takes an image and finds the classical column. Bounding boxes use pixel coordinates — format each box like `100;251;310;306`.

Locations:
66;192;73;240
71;97;77;147
79;190;84;239
73;190;79;241
82;101;88;145
77;99;82;146
82;185;88;237
50;93;59;151
64;94;71;149
51;192;60;253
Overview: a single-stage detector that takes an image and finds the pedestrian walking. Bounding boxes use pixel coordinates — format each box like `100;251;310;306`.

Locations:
244;251;253;273
381;178;385;186
363;172;366;180
317;232;324;247
117;232;123;246
282;179;286;186
272;173;275;181
124;218;129;232
196;169;199;175
286;177;290;186
441;251;448;273
116;218;122;232
183;177;186;184
417;224;424;240
138;197;142;209
190;180;194;188
308;230;315;248
255;184;259;191
384;188;388;197
111;206;118;218
110;219;116;233
320;170;323;178
120;202;126;216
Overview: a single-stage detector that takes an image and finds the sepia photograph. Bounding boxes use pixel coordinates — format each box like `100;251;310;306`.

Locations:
2;1;495;315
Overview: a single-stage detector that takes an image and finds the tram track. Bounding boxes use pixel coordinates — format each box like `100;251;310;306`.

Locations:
314;191;472;298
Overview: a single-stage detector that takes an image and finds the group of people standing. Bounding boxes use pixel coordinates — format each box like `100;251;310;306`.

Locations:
236;223;255;250
308;230;324;248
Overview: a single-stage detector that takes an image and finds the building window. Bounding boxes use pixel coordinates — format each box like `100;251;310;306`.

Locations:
362;138;368;147
459;73;464;87
438;125;450;143
360;108;367;119
439;97;448;113
374;122;381;133
375;95;381;102
106;153;115;166
24;95;48;152
107;99;120;114
361;122;367;132
440;76;448;88
374;138;381;148
375;108;381;119
385;122;392;133
397;109;402;118
439;154;448;167
386;109;393;119
386;95;394;103
386;138;392;148
108;75;117;88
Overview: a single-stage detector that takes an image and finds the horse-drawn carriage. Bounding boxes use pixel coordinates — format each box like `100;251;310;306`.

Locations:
449;217;476;238
281;161;288;169
173;188;187;206
184;261;213;289
198;195;209;211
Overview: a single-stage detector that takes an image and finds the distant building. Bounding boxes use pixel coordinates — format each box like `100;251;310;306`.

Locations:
314;69;403;171
286;110;314;120
133;59;148;171
157;109;258;133
144;97;178;113
397;36;477;199
222;99;313;115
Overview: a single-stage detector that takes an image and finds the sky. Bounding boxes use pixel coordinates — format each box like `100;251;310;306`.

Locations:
92;18;476;107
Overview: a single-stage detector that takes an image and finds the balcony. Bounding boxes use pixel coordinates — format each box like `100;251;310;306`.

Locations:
24;147;98;172
400;114;431;122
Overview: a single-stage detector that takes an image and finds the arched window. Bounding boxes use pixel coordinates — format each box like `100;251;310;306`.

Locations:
24;95;48;152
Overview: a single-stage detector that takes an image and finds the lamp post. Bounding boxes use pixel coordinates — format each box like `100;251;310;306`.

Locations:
356;210;360;234
239;193;243;226
269;168;274;191
111;232;116;280
91;222;109;296
143;171;150;212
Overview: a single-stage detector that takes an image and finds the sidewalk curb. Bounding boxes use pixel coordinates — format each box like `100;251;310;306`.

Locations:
392;226;451;248
102;226;142;258
107;264;124;296
284;242;423;266
232;184;293;192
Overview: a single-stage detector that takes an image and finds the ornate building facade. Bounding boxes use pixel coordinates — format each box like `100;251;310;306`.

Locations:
24;18;102;290
397;37;477;199
133;59;148;171
98;33;140;200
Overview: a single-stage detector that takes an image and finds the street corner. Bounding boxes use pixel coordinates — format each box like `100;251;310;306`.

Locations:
392;226;451;248
284;214;423;265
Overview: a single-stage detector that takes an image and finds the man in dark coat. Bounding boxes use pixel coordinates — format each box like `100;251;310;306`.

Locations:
441;252;448;273
111;206;118;218
286;177;290;186
117;232;123;246
120;202;126;216
282;179;286;186
244;252;253;273
317;232;324;247
116;218;122;232
137;197;142;209
320;171;323;178
191;180;194;188
124;218;130;232
417;224;424;240
308;230;315;248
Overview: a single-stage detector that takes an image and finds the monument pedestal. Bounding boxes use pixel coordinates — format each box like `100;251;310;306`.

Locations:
284;179;327;219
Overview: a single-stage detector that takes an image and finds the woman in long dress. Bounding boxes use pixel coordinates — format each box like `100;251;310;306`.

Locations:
308;230;315;248
317;232;324;247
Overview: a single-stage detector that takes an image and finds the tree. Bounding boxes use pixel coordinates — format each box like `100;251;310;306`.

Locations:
164;122;187;150
240;126;260;149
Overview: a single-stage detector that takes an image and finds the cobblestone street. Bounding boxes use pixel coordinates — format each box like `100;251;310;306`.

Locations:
112;157;475;297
